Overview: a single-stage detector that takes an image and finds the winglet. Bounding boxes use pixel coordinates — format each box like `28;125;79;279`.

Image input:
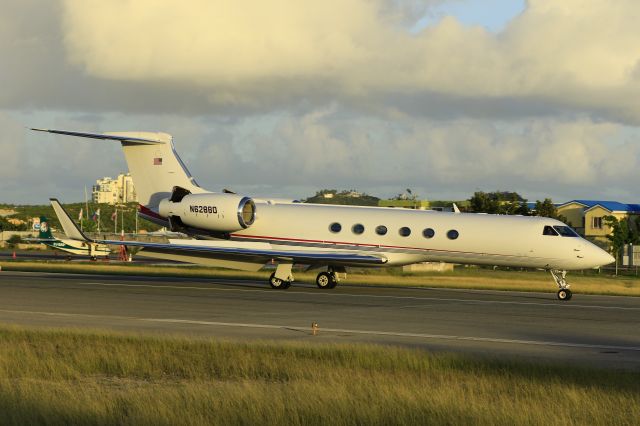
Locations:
453;203;461;213
50;198;92;242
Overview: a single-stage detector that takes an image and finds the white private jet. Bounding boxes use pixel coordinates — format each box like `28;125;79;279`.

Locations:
34;128;614;300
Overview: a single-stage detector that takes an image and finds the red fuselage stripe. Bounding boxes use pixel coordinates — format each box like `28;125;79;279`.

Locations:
229;233;525;258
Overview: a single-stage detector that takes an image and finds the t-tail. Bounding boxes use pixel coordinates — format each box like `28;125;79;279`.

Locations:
32;129;205;225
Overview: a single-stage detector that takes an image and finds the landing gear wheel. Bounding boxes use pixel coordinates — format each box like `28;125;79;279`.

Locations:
269;272;288;289
557;288;572;301
316;272;335;289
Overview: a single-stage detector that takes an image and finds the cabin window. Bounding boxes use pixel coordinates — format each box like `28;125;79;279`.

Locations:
329;222;342;233
423;228;435;239
399;227;411;237
375;225;387;235
352;224;365;234
447;230;459;240
554;226;578;237
543;225;558;236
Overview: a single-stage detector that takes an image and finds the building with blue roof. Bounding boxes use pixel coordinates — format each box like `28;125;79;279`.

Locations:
557;200;640;241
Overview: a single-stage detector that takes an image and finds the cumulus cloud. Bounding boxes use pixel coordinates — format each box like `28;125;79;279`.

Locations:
0;114;26;181
0;111;128;203
60;0;640;122
4;107;640;204
178;108;640;201
2;1;639;204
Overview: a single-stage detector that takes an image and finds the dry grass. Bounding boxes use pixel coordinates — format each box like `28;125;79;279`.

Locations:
2;260;640;297
0;325;637;425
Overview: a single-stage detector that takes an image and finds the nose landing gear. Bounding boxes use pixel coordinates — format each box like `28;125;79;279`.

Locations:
550;270;572;301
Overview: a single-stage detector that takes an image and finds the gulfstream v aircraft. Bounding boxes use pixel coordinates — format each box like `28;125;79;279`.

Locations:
34;129;614;300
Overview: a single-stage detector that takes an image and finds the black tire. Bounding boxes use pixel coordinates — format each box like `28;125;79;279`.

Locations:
328;276;338;289
557;288;572;301
269;273;286;289
316;272;334;289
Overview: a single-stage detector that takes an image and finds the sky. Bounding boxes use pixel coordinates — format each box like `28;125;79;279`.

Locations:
2;0;640;204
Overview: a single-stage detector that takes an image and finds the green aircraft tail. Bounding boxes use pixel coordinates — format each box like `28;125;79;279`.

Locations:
38;216;53;239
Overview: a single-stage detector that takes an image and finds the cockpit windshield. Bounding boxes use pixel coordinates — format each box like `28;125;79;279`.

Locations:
553;226;579;237
543;225;579;237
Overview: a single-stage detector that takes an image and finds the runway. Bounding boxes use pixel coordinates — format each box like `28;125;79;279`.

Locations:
0;250;179;264
0;270;638;369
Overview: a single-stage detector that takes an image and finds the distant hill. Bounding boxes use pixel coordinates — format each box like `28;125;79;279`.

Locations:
303;190;380;206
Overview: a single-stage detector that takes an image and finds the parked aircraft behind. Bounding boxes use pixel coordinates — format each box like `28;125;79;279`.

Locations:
26;215;110;258
34;128;614;300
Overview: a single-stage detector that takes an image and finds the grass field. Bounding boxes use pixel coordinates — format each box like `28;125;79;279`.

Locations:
2;259;640;297
0;325;637;425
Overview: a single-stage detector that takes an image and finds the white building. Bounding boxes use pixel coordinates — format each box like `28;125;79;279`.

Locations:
92;173;138;204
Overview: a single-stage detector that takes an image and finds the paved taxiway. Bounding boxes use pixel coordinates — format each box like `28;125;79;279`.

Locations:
0;271;638;369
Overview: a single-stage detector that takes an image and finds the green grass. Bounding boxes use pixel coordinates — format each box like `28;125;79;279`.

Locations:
3;259;640;297
0;325;637;425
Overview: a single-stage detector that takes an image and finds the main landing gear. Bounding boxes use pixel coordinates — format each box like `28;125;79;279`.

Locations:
269;262;293;289
269;272;292;289
550;269;572;301
267;263;345;290
316;267;344;289
316;272;337;289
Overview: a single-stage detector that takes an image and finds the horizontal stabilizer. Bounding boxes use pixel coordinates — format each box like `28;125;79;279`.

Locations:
33;128;201;209
31;128;165;145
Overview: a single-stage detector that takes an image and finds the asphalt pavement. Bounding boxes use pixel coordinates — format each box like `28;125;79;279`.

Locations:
0;270;638;370
0;250;178;263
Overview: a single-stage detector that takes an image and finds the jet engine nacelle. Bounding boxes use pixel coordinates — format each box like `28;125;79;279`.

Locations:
158;192;256;233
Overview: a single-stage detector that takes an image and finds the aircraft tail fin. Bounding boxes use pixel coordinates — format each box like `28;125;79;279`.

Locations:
38;216;53;239
50;199;92;242
33;129;204;211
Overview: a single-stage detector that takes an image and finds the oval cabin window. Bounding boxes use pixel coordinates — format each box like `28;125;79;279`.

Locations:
423;228;435;239
329;223;342;233
399;227;411;237
447;230;459;240
352;224;365;234
375;225;388;235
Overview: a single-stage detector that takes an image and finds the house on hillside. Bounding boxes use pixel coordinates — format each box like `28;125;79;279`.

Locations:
557;200;640;242
378;199;430;210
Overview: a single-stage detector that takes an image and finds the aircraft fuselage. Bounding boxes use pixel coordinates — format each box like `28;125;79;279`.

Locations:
174;200;611;271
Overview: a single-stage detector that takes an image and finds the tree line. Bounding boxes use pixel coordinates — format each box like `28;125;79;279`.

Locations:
466;191;567;221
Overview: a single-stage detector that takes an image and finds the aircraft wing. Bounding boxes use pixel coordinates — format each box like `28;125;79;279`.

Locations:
22;238;56;243
49;198;386;266
95;238;388;266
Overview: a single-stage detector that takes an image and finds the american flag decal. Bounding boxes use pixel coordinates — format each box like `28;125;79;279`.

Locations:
153;157;162;165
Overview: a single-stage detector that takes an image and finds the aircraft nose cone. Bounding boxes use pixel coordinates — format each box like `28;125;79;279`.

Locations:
602;251;615;266
589;246;615;267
